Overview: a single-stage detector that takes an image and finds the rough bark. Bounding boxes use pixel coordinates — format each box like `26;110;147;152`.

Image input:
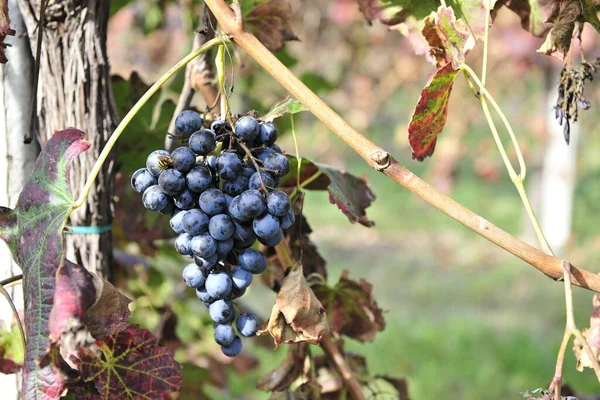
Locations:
18;0;118;278
0;1;38;398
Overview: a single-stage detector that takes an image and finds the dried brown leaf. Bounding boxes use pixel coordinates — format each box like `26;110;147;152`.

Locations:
574;293;600;371
257;343;307;392
246;0;298;52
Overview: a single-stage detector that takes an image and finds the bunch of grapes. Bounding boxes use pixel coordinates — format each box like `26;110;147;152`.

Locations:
130;110;295;357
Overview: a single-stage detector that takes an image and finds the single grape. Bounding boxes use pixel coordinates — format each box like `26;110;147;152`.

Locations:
236;312;259;337
175;110;203;137
169;210;187;234
142;185;168;211
257;228;283;247
211;119;232;135
228;286;247;300
199;188;227;216
256;147;277;162
171;146;196;172
238;190;266;219
209;299;235;324
238;248;267;274
189;129;217;155
206;271;233;299
214;324;236;346
159;199;176;215
253;212;280;239
243;166;255;178
173;189;196;210
131;168;157;193
231;267;252;290
182;209;210;236
158;169;185;196
266;190;290;217
182;263;206;288
217;152;243;180
209;214;235;241
146;150;170;177
194;253;219;270
191;233;217;258
280;209;295;229
186;166;212;193
233;221;255;242
196;286;214;304
258;122;278;146
221;336;242;357
216;237;235;257
235;116;259;142
222;175;249;196
174;233;193;257
271;144;283;154
233;235;256;250
264;153;290;177
228;196;250;222
248;171;275;190
223;194;234;208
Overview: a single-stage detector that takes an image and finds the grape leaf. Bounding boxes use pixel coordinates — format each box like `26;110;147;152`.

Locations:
263;97;308;122
257;343;307;392
0;129;90;399
448;0;497;40
280;158;375;227
0;0;15;63
259;263;329;348
574;293;600;371
313;271;385;342
501;0;549;36
422;6;475;69
71;325;182;399
357;0;438;25
242;0;298;52
408;62;460;161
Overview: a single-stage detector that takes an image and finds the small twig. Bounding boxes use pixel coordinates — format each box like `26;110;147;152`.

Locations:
321;334;365;400
0;280;26;353
0;274;22;287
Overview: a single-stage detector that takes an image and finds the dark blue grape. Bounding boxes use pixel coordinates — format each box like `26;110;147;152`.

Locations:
182;209;209;236
209;299;235;324
175;110;203;136
233;221;255;242
194;253;218;270
217;152;243;180
174;233;193;257
199;188;227;216
189;129;217;156
186;166;212;194
248;171;275;190
131;168;157;193
258;228;283;247
191;233;217;258
214;324;236;346
182;263;206;288
238;190;266;219
221;336;242;357
238;248;267;274
228;286;246;300
271;144;283;154
206;155;217;170
209;214;235;241
235;116;259;142
253;212;280;239
158;169;185;196
224;194;234;208
280;209;295;229
222;175;249;196
216;237;234;256
171;146;196;172
243;167;255;178
211;119;232;135
264;153;289;177
146;150;170;177
196;286;214;304
236;312;259;337
266;190;290;217
233;235;256;249
228;196;250;222
256;147;277;162
231;267;252;290
258;122;278;146
206;271;232;299
173;189;196;210
142;185;168;211
169;210;187;234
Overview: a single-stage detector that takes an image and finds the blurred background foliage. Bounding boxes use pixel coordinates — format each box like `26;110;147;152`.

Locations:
105;0;600;398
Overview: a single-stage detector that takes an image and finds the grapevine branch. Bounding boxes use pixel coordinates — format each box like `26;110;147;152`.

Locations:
203;0;600;292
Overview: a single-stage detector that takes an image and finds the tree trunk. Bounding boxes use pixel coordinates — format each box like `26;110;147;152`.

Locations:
18;0;118;278
0;1;39;398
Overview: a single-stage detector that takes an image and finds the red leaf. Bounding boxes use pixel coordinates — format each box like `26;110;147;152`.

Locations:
71;325;182;399
422;6;474;69
408;62;460;161
245;0;298;52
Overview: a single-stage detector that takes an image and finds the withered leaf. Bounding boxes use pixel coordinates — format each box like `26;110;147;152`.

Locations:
574;293;600;371
245;0;298;52
257;343;307;392
0;0;15;63
269;381;322;400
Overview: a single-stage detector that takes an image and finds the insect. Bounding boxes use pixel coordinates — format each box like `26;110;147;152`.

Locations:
156;155;174;171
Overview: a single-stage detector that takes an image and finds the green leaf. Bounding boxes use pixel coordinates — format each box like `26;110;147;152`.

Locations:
408;62;460;161
263;97;308;122
422;6;474;69
0;129;90;399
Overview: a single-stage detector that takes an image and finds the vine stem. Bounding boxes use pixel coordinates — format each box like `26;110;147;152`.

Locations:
321;334;365;400
73;36;227;208
0;279;26;355
204;0;600;291
216;44;228;121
